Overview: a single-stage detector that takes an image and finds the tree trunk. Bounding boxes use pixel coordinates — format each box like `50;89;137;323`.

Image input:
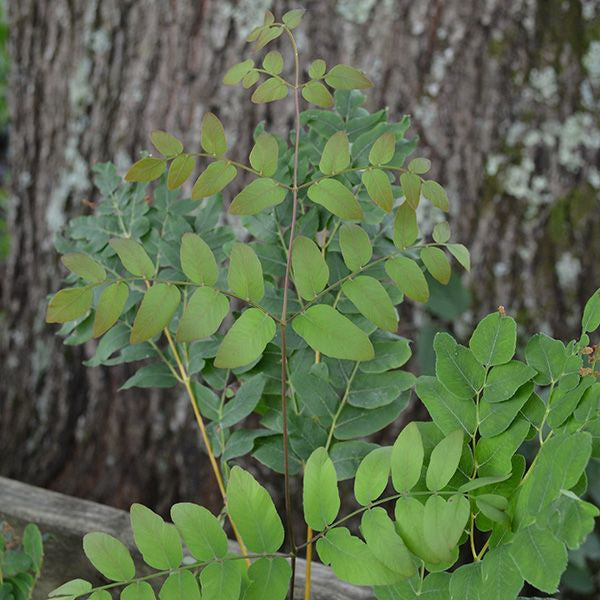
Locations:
1;0;598;515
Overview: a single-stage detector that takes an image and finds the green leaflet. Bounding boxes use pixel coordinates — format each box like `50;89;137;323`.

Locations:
214;309;276;369
159;571;200;600
244;557;291;600
303;447;340;531
515;432;592;521
191;161;237;199
393;203;418;249
347;371;415;408
420;247;451;285
120;364;177;390
479;546;523;600
82;532;135;582
369;132;395;166
130;283;180;344
282;8;305;28
525;333;567;384
110;238;155;278
223;59;255;84
121;582;156;600
354;446;391;506
433;221;451;244
307;178;363;220
434;332;485;399
316;527;404;586
339;224;372;271
394;497;443;565
229;177;287;215
361;508;416;577
199;561;241;600
324;64;373;90
426;430;464;491
416;376;477;436
479;382;532;438
475;419;529;477
61;253;106;283
469;311;517;366
342;276;398;332
125;157;166;182
302;81;334;108
334;395;409;440
385;256;429;303
150;130;183;156
319;131;350;175
176;287;229;342
130;504;182;570
481;361;536;403
46;287;93;323
170;503;227;561
422;179;449;211
263;50;284;74
226;466;284;553
423;495;470;563
251;77;289;103
249;132;279;176
409;157;431;174
292;305;374;361
509;526;567;594
476;494;509;524
581;288;600;332
227;243;264;303
180;232;218;286
447;243;470;271
449;562;483;600
308;58;326;79
291;236;329;300
201;113;227;156
391;422;423;492
220;374;265;428
400;172;421;209
360;338;412;374
167;154;195;190
49;579;93;598
362;168;393;212
540;492;599;550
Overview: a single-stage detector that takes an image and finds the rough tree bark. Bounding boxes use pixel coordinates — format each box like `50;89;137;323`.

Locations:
1;0;598;517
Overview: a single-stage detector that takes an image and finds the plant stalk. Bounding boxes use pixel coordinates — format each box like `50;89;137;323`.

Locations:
162;326;250;565
279;24;303;600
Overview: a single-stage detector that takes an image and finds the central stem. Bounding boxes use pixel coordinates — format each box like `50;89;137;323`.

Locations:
280;25;302;600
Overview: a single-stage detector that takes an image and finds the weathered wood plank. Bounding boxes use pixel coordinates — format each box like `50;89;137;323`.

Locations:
0;477;374;599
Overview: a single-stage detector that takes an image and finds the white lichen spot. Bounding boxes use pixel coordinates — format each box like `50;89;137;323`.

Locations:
528;66;558;104
228;0;273;39
69;58;93;108
582;0;598;21
556;252;581;289
336;0;377;24
583;40;600;87
90;29;111;55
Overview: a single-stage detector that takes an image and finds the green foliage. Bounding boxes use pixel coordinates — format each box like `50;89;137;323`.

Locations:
0;522;43;600
46;8;597;600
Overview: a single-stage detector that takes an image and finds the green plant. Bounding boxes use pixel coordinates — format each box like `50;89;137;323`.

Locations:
47;299;600;599
44;7;598;600
0;522;43;600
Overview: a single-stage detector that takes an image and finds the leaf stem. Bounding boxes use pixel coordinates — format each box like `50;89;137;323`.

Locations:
325;362;360;450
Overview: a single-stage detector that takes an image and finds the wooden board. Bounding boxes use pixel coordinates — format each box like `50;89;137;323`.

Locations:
0;476;374;599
